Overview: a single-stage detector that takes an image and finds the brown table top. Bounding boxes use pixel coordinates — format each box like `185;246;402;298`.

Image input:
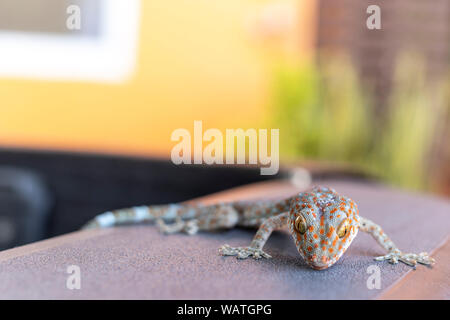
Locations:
0;179;448;299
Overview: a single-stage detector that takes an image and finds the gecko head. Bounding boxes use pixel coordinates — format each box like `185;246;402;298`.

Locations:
288;186;360;270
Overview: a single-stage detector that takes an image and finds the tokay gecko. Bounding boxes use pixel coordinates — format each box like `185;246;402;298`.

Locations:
83;186;435;270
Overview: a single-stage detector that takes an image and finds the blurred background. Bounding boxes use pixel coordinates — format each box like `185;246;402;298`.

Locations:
0;0;448;250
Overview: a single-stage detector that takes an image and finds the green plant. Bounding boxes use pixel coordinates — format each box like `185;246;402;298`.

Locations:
272;53;448;191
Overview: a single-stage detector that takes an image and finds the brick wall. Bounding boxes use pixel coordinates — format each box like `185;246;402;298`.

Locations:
317;0;449;111
316;0;450;194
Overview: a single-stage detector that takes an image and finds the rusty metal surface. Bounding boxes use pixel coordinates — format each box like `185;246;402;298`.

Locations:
379;238;450;300
0;179;448;299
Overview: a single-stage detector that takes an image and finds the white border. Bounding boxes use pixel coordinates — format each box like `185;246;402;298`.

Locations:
0;0;140;83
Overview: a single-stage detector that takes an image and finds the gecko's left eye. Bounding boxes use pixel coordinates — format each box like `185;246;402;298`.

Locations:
337;219;349;238
294;215;307;234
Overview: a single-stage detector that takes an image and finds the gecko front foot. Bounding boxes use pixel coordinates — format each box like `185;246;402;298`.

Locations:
375;251;435;267
219;244;272;260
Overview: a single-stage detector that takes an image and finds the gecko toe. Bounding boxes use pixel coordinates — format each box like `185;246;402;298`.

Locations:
375;251;435;268
219;245;271;260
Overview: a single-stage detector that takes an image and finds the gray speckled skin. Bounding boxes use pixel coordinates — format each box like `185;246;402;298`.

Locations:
0;180;448;299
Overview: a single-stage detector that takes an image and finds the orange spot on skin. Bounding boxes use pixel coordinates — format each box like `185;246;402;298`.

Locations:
320;229;324;235
308;226;314;232
337;214;341;218
313;234;318;239
322;246;326;251
321;256;328;263
307;246;312;252
338;245;343;250
321;240;328;245
320;216;324;226
304;233;307;240
327;226;335;238
314;243;319;248
330;208;337;214
329;248;334;253
332;239;337;247
343;229;351;242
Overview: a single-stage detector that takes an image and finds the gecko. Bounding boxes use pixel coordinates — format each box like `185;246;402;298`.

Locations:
82;186;435;270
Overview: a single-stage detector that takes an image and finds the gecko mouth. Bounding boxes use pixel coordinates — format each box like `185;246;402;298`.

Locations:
311;264;330;270
307;255;337;270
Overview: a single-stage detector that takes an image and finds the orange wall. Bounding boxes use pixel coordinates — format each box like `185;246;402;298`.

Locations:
0;0;317;158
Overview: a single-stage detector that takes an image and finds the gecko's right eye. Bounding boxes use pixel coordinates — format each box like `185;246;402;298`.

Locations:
294;215;307;234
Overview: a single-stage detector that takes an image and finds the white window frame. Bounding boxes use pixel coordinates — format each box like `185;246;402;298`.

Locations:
0;0;140;83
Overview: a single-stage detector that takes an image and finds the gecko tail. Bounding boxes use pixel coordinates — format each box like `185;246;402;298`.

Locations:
81;204;194;230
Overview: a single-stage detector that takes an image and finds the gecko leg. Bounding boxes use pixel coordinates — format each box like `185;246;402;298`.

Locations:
157;204;239;235
219;212;289;260
359;216;435;267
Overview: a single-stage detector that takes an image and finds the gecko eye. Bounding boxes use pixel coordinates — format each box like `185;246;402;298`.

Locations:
337;219;349;238
294;215;307;234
